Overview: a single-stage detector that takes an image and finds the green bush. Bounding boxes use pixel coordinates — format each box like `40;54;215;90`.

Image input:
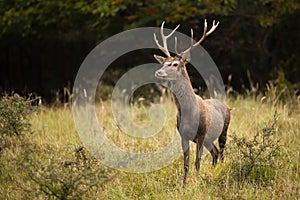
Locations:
230;111;281;185
14;145;112;199
0;94;34;136
0;95;112;199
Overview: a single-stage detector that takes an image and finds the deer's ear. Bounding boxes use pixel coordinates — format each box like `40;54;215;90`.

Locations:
153;54;166;64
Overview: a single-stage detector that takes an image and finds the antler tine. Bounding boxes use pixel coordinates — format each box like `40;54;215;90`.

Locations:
192;19;208;48
206;20;219;36
190;28;194;48
154;33;170;57
162;22;180;55
175;36;179;55
180;19;219;56
154;21;180;57
179;28;194;56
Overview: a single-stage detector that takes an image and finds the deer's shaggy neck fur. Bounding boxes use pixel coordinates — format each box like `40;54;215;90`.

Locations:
171;67;194;106
171;68;196;104
170;65;209;141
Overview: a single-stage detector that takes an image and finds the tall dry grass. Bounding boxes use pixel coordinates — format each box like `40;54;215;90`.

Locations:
0;90;299;199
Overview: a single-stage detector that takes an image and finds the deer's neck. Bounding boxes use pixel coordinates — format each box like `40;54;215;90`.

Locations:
170;69;202;112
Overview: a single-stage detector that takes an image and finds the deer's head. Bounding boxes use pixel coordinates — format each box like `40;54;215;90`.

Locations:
154;20;219;81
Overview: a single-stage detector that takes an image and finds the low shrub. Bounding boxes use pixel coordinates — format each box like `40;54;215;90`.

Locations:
0;94;35;137
230;111;281;185
14;145;112;199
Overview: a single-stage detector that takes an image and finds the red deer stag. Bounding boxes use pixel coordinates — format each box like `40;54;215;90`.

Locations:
153;19;231;185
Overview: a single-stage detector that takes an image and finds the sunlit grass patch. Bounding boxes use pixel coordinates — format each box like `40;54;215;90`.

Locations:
0;94;299;199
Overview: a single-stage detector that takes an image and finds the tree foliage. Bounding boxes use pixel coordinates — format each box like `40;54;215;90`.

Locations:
0;0;299;99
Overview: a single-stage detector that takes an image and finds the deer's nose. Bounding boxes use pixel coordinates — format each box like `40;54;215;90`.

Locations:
155;69;167;78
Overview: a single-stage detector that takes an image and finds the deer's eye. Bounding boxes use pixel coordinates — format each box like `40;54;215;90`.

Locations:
168;63;172;66
173;63;178;67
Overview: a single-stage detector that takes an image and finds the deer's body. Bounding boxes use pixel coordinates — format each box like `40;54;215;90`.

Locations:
153;20;230;185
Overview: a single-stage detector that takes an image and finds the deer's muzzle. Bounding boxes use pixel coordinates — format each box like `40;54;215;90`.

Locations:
155;69;167;79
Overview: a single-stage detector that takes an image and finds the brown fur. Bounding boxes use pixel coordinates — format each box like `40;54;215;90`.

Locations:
153;19;229;186
154;55;231;186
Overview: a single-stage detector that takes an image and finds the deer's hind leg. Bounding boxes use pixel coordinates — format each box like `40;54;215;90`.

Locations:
218;109;230;162
204;142;219;166
218;131;227;162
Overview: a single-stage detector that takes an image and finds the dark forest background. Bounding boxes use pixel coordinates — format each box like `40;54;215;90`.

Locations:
0;0;299;102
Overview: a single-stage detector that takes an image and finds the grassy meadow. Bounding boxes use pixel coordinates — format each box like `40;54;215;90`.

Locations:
0;90;299;199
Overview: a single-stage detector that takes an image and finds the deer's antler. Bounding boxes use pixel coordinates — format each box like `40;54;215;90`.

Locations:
153;21;180;57
177;19;219;60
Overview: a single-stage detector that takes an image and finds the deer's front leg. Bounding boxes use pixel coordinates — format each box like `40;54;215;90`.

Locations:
195;135;205;177
181;139;190;186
